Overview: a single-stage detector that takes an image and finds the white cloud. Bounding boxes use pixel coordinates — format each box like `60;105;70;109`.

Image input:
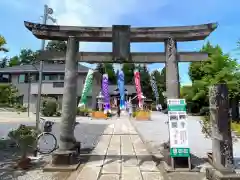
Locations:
47;0;168;26
45;0;168;69
46;0;168;52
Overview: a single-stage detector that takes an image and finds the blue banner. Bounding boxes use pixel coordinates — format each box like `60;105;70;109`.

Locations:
117;70;125;109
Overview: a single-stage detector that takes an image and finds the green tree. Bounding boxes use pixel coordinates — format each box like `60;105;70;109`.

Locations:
9;56;21;67
122;63;135;84
46;40;67;64
0;84;18;106
0;57;8;68
104;63;116;84
46;40;67;52
96;63;105;75
188;42;240;115
96;63;116;84
139;65;153;99
19;49;38;64
0;35;8;52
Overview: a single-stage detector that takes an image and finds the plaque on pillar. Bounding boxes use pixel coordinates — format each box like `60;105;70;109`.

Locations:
112;25;131;63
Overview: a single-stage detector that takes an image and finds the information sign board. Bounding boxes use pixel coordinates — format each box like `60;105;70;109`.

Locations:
167;99;190;157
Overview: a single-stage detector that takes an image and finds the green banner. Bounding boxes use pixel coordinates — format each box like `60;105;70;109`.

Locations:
79;69;94;105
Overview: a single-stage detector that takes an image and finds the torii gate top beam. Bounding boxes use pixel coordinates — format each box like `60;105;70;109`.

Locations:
24;21;217;42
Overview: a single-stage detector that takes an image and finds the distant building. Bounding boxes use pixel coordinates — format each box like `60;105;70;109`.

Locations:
0;63;101;112
0;64;137;112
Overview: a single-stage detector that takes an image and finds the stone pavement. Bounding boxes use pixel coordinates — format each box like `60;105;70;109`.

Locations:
70;116;163;180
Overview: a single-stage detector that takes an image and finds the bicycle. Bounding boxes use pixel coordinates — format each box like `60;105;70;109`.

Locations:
36;118;80;154
36;118;58;154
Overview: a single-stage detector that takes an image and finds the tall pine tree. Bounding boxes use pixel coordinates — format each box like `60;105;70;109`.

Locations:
139;64;153;99
122;63;135;84
96;63;116;84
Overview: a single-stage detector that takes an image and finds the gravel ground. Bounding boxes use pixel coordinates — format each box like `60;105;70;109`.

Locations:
0;118;112;180
131;111;240;169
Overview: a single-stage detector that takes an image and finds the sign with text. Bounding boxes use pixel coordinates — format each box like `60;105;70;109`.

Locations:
167;99;190;157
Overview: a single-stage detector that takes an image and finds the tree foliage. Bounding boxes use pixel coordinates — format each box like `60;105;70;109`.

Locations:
96;63;105;75
0;84;18;106
41;97;58;117
0;35;8;52
0;57;8;68
105;63;116;84
96;63;116;84
122;63;135;84
46;40;67;52
138;65;153;99
183;42;240;113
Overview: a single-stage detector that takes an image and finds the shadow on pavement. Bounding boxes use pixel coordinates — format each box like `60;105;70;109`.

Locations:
0;121;109;179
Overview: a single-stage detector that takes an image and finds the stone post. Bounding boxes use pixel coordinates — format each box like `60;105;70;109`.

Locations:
209;84;234;170
58;36;79;151
164;37;180;99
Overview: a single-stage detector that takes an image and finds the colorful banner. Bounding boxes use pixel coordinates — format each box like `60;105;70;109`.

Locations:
79;69;94;106
134;70;143;108
150;74;159;103
117;70;125;109
102;73;110;113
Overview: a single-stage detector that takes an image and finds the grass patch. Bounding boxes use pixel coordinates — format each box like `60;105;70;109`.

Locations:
231;122;240;136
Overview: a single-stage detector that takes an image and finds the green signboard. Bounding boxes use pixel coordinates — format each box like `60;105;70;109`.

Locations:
170;147;190;157
167;104;186;111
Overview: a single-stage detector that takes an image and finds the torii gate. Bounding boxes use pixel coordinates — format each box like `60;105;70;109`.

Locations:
24;21;217;166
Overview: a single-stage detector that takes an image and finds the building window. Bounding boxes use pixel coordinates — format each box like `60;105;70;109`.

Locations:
43;75;50;81
18;74;26;83
59;74;64;80
49;74;58;80
0;74;11;83
53;82;64;88
31;74;39;82
43;74;58;81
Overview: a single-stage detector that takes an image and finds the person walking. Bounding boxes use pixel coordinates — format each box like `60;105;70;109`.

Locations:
128;98;133;118
158;104;162;112
117;105;121;117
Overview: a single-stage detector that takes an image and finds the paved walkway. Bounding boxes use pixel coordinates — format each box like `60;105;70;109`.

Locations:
71;116;163;180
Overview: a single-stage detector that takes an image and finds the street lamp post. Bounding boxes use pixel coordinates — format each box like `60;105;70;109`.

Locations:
35;5;56;132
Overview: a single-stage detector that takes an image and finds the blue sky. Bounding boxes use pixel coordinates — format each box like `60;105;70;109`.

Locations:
0;0;240;85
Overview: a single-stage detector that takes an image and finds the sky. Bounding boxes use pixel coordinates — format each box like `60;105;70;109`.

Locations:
0;0;240;85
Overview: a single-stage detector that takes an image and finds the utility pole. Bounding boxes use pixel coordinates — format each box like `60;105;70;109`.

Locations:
35;5;56;132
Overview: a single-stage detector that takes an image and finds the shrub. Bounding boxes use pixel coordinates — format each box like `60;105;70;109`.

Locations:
106;111;112;117
76;107;90;116
55;111;61;117
132;111;137;117
15;104;27;112
8;125;37;158
41;97;58;117
0;84;18;106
